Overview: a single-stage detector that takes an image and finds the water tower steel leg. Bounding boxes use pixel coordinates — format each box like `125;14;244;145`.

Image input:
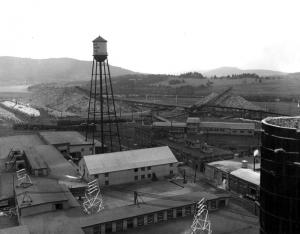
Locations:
106;59;122;151
99;61;105;153
86;60;95;142
85;57;121;153
103;63;113;150
92;61;98;149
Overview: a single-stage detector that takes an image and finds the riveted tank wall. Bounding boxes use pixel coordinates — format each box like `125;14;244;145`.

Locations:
260;117;300;234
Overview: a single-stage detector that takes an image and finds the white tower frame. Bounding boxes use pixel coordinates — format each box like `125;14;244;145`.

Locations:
16;169;32;188
191;198;212;234
82;179;104;214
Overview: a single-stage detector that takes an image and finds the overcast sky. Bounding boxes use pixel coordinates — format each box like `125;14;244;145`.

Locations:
0;0;300;74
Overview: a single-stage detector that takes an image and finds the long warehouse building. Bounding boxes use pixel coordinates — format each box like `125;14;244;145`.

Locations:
79;146;178;185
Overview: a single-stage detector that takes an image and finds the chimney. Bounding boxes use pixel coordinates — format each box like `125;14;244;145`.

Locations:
242;160;248;168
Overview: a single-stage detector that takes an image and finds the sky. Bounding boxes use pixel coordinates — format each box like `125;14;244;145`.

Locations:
0;0;300;74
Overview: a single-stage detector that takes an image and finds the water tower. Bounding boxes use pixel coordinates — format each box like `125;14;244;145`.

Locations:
85;36;121;153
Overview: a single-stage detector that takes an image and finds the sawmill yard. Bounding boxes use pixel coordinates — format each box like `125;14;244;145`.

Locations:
0;73;299;126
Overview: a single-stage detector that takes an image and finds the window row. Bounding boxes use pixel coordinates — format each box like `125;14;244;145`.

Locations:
134;166;152;172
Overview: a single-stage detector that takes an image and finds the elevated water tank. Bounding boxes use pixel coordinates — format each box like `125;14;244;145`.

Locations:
93;36;107;62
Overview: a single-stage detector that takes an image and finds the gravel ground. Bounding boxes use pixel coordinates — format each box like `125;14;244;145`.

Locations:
266;117;300;128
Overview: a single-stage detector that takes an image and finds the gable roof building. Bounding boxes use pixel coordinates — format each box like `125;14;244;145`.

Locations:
79;146;178;185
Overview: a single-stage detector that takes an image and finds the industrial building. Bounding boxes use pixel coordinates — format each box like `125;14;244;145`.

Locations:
23;147;49;176
15;178;77;217
260;117;300;234
199;121;255;135
205;159;260;201
38;131;104;158
0;135;44;160
79;191;229;234
152;121;186;134
79;146;178;185
159;139;233;172
186;117;200;133
229;168;260;200
23;145;78;178
152;118;256;136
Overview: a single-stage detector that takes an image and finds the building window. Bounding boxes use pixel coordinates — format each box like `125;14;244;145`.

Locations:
137;216;144;226
81;148;84;152
141;167;145;171
169;163;173;167
147;166;151;170
185;206;191;216
116;221;123;232
105;180;109;186
147;214;154;224
105;173;109;177
134;168;138;172
170;170;174;175
157;212;164;222
218;199;226;208
105;222;112;233
127;218;134;228
94;174;98;179
134;175;138;181
210;200;217;209
55;203;63;210
176;207;183;217
147;174;151;178
141;175;145;179
167;209;174;219
93;224;101;234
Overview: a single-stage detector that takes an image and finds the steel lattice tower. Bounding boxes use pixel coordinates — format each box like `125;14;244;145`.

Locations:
85;36;121;153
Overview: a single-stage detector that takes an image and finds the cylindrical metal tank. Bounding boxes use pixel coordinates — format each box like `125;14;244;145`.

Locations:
93;36;107;62
261;117;300;234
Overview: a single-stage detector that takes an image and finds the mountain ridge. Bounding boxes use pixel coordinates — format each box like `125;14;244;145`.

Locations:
0;57;293;86
202;66;288;77
0;56;137;85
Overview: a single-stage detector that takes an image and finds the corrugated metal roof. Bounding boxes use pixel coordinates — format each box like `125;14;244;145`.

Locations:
75;191;229;226
39;131;102;146
200;121;255;130
207;160;242;173
24;147;48;170
0;225;30;234
84;146;178;175
0;135;44;159
15;178;69;208
93;36;107;42
34;145;78;178
230;168;260;186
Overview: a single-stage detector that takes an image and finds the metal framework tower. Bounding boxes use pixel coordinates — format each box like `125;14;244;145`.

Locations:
82;179;104;214
85;36;121;153
191;198;212;234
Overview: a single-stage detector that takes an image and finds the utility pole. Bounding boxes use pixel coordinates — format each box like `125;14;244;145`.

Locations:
194;164;198;183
